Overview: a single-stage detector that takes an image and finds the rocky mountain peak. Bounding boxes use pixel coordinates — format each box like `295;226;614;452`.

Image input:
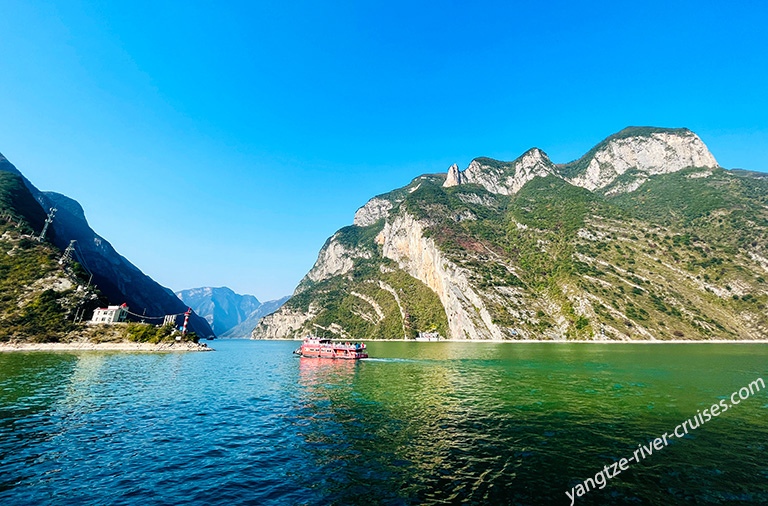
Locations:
176;286;289;338
442;148;555;195
443;163;462;187
254;126;768;342
562;127;719;192
518;147;550;166
441;127;718;196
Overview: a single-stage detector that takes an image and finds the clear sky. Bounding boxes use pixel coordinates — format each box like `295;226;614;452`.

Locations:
1;1;767;300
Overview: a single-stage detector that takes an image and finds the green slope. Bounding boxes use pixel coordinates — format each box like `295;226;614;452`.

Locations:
277;165;768;340
0;172;100;341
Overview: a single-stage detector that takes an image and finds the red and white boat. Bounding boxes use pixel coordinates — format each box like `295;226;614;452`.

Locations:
293;336;368;359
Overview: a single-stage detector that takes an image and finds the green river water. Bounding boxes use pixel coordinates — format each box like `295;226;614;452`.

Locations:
0;340;766;505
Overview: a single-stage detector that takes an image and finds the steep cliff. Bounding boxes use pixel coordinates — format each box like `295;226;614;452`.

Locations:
254;127;768;341
0;152;214;337
176;287;261;335
0;171;101;341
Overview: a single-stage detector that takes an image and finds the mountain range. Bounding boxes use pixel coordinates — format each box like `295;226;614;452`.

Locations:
254;127;768;341
0;152;215;337
175;287;288;338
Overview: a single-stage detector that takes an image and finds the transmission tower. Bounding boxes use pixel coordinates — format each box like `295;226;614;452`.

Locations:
59;240;76;265
38;207;57;242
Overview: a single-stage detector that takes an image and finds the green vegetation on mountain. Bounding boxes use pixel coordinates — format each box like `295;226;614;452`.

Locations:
1;151;216;338
0;215;200;344
0;171;47;234
290;257;448;340
430;168;765;339
0;173;101;342
0;227;77;342
123;323;198;343
265;131;768;341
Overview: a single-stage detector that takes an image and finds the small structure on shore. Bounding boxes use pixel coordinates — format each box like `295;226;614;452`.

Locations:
89;303;129;324
415;332;441;341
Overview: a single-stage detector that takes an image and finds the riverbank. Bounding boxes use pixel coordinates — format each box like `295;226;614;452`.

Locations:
0;340;214;352
254;337;768;344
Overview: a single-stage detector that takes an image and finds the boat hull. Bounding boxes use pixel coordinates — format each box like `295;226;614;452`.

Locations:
295;338;368;359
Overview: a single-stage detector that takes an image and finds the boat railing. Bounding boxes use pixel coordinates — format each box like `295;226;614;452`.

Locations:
334;342;366;350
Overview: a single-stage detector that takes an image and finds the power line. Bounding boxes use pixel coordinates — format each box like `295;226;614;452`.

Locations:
124;309;188;320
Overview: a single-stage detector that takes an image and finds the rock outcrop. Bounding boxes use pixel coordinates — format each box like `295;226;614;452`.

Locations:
252;307;315;339
443;149;555;195
443;164;462;187
303;233;372;285
253;126;767;341
442;128;719;197
564;128;719;192
353;197;394;226
378;212;504;340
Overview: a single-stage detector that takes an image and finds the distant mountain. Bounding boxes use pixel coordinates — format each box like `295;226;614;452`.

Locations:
176;287;288;337
221;296;290;338
0;152;215;338
255;127;768;341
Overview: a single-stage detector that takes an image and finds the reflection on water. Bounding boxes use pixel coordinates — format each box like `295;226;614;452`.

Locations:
293;358;410;504
290;343;768;505
0;342;766;505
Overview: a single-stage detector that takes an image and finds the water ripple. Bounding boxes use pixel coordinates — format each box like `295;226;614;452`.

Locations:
0;341;767;505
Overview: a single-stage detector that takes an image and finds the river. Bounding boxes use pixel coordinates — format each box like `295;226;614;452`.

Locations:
0;340;766;505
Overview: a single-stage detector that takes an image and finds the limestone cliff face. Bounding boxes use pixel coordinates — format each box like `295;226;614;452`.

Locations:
566;129;719;191
303;233;372;285
378;212;504;340
252;231;374;339
253;126;766;341
252;209;507;341
251;307;315;339
443;164;462;187
353;197;393;226
442;129;719;196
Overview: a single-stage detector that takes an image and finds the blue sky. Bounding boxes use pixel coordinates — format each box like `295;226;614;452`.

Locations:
1;1;767;300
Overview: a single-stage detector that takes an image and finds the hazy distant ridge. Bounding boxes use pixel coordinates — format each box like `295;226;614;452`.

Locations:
177;286;288;338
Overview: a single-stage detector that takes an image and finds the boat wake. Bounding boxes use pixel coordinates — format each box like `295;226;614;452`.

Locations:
361;357;417;363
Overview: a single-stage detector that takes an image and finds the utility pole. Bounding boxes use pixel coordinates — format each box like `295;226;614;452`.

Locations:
38;207;57;242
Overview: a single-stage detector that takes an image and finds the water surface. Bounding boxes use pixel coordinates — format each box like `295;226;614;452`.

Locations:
0;340;766;505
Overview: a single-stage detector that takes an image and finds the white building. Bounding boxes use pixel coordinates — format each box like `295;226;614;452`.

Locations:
90;304;129;324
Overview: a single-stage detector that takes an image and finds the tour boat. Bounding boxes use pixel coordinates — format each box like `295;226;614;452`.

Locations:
293;336;368;359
